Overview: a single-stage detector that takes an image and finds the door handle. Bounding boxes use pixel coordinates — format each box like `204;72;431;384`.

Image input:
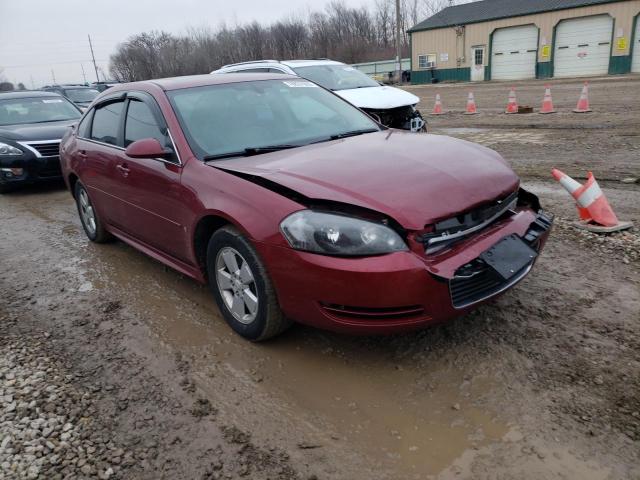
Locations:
78;149;87;158
116;163;130;177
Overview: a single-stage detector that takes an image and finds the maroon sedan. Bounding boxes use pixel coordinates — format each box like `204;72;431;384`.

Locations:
60;74;552;341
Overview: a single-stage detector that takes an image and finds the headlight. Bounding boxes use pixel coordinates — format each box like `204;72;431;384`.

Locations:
280;210;408;256
0;142;23;156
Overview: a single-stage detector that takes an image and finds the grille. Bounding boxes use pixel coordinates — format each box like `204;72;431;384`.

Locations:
321;303;425;321
363;105;415;129
450;261;531;309
27;141;61;157
37;161;62;178
449;211;553;309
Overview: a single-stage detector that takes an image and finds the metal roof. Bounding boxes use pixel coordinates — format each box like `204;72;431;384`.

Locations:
408;0;623;32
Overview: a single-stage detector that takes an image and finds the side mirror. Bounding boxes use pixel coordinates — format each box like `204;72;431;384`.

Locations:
125;138;170;159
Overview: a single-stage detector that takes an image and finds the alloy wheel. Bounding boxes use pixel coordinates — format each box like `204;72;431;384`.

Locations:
215;246;259;324
78;188;96;236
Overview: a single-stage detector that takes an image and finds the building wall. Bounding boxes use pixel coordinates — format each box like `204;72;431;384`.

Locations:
410;0;640;82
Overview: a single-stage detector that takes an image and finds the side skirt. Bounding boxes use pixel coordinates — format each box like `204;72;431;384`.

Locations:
107;224;206;284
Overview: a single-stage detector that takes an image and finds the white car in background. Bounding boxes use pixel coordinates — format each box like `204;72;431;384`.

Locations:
212;59;425;132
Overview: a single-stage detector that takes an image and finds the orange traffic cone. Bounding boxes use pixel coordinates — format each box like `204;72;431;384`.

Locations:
505;87;518;114
573;81;592;113
552;168;632;232
431;94;444;115
539;85;556;114
551;169;591;221
464;91;478;115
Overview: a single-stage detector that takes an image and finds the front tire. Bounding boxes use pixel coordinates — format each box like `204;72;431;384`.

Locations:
207;226;291;341
74;181;112;243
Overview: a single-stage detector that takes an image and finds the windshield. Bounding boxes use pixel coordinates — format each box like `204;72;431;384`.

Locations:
0;96;81;126
63;88;99;103
168;79;380;160
292;64;379;91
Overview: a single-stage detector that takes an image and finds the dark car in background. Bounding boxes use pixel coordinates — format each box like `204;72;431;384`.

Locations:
42;85;100;110
92;81;121;92
0;91;82;193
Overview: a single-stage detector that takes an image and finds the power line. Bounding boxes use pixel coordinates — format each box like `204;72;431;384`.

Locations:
88;34;100;83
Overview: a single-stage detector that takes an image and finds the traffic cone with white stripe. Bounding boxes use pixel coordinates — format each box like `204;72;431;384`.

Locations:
573;81;592;113
431;94;444;115
552;168;632;232
464;91;478;115
539;85;556;114
505;87;518;114
551;169;591;221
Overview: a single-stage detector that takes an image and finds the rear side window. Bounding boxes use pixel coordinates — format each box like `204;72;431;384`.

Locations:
77;109;94;138
124;100;168;147
90;101;124;146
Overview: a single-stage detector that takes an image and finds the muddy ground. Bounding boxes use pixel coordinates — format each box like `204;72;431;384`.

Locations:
1;75;639;479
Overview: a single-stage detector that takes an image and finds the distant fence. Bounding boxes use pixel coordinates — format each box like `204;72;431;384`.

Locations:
350;58;411;79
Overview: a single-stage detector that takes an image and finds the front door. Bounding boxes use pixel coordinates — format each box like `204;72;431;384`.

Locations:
109;96;191;263
471;46;486;81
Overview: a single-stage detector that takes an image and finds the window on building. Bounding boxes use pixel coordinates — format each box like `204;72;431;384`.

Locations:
418;54;437;69
474;48;484;66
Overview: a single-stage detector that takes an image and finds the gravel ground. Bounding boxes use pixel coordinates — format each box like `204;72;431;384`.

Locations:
0;74;639;479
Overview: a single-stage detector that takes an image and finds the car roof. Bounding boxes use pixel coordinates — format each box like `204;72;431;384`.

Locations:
280;59;345;68
117;73;299;92
218;59;345;71
0;90;64;100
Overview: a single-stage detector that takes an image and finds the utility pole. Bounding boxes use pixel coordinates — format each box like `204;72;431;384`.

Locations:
395;0;402;84
88;34;100;82
30;75;35;90
80;63;87;84
51;69;56;84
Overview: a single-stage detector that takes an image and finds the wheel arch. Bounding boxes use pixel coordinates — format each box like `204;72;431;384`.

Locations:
193;212;252;281
68;173;79;198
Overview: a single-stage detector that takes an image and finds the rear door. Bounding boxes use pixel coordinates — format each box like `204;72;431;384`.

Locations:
75;97;126;226
108;92;191;262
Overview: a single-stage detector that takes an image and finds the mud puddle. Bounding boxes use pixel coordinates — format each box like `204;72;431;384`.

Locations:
75;226;512;477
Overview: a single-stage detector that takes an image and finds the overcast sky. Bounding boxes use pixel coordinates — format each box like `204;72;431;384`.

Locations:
0;0;370;88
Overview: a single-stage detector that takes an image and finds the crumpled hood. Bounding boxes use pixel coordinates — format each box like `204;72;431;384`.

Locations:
213;130;519;230
0;120;76;141
334;86;420;110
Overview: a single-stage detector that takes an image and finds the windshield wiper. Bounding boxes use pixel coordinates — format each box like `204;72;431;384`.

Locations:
329;128;379;140
203;144;299;161
307;128;379;146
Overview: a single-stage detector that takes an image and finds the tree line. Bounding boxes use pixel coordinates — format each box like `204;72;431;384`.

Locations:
109;0;468;82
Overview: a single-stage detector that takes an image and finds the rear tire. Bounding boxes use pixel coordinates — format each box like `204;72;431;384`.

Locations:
74;181;112;243
207;226;291;341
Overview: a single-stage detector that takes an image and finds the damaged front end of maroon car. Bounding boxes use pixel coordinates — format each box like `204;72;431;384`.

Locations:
413;187;553;310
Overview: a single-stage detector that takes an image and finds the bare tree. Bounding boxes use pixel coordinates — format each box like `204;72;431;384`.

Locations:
109;0;471;81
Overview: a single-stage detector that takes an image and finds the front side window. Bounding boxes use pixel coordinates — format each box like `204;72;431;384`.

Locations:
292;64;379;91
168;79;379;160
124;100;168;147
90;101;124;146
0;96;81;126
